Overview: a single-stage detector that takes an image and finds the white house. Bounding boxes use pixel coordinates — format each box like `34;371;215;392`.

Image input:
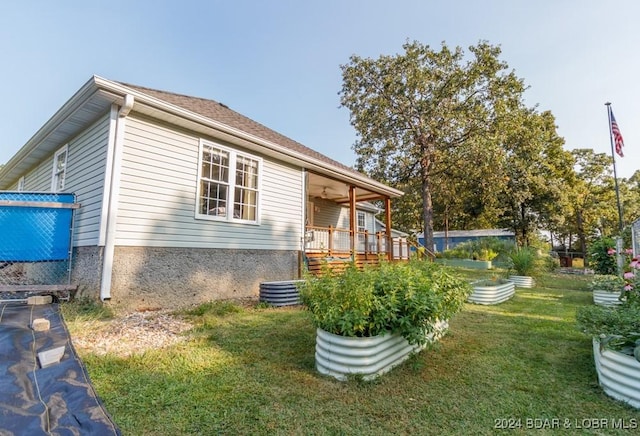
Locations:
0;76;404;309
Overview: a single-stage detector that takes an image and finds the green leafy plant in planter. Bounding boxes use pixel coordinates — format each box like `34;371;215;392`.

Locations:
299;260;472;346
576;304;640;361
507;246;539;277
440;237;512;262
577;254;640;359
588;275;625;293
577;254;640;406
473;278;511;287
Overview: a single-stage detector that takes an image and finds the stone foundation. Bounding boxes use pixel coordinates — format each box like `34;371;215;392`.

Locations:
71;246;104;299
72;246;299;310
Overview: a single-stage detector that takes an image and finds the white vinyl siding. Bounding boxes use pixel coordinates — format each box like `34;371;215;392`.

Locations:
67;115;110;245
114;116;303;250
51;145;68;192
314;201;376;234
5;115;109;246
20;158;55;191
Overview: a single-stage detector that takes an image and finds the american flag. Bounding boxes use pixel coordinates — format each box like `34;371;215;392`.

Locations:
610;110;625;157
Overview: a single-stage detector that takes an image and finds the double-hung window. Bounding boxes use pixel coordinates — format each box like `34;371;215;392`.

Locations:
196;140;260;223
357;211;367;233
357;211;367;251
51;145;68;192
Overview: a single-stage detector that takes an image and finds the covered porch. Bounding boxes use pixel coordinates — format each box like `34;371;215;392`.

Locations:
303;171;409;274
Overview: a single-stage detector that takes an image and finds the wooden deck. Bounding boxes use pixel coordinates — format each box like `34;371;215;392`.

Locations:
304;225;410;274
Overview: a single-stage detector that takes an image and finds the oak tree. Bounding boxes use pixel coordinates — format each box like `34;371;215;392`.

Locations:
340;40;525;251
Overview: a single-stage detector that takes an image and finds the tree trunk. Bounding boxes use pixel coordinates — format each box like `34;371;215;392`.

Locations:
421;156;434;254
576;209;588;266
520;203;528;246
444;205;449;251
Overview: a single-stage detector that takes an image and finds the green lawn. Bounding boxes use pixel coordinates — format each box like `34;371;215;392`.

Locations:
64;271;640;435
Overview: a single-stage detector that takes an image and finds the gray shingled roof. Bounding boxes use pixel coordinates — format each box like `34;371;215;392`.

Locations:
118;82;362;177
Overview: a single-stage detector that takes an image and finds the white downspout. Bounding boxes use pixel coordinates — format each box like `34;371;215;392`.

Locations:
301;169;307;249
99;94;134;301
99;105;119;246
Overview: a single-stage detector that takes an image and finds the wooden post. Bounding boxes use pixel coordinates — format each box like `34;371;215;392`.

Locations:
364;230;369;254
385;197;392;261
349;186;357;256
328;225;334;255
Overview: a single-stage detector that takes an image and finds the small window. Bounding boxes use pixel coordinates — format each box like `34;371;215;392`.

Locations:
196;140;261;223
17;176;25;192
357;211;367;232
51;145;68;192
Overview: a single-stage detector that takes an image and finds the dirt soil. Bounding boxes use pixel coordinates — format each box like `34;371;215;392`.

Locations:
69;309;193;357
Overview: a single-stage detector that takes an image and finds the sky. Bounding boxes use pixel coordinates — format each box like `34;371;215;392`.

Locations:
1;0;638;179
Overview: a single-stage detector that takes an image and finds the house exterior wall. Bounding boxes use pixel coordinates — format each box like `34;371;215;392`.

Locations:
311;198;376;233
66;115;110;247
114;116;304;250
4;114;110;246
68;114;304;308
3;109;325;308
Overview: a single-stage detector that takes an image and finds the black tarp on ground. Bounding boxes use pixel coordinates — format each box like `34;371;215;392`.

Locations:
0;302;120;435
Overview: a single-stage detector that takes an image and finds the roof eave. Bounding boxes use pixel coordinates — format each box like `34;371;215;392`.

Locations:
0;76;124;189
1;76;403;198
92;78;402;198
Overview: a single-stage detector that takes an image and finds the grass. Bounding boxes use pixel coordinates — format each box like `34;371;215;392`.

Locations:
62;270;640;435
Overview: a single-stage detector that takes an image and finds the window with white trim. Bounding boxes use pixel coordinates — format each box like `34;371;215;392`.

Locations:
17;176;25;191
357;210;368;251
357;211;367;233
51;145;68;192
196;140;260;223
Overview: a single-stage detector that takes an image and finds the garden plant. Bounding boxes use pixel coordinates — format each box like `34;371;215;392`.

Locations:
298;259;472;346
577;247;640;359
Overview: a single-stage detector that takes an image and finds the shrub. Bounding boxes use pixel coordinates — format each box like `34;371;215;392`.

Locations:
507;246;539;277
299;260;472;346
542;253;560;272
588;237;617;275
440;237;514;262
576;304;640;358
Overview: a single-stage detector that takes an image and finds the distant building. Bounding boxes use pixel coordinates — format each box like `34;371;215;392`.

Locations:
417;229;516;253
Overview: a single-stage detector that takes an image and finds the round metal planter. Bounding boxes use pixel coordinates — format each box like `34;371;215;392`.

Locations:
508;275;534;288
592;290;623;307
259;280;304;307
315;320;449;381
468;280;515;305
592;338;640;409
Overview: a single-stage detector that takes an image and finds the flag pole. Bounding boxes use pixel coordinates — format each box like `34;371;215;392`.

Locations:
605;102;624;232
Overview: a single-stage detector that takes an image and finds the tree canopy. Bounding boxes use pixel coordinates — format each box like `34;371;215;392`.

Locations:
340;40;526;251
340;40;640;254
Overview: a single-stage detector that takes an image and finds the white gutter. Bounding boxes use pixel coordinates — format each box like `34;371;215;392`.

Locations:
99;94;134;301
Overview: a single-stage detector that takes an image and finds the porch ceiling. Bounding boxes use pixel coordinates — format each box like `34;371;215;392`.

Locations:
308;172;389;203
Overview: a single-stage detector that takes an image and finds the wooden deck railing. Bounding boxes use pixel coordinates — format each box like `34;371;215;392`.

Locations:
303;226;410;274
